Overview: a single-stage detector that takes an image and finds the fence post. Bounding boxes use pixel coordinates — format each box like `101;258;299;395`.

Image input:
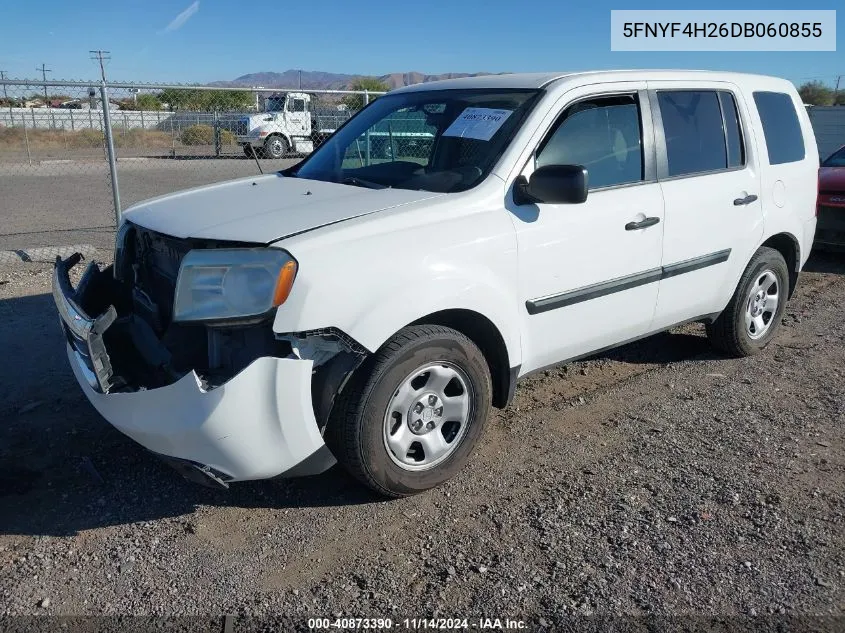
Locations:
213;110;221;157
364;90;371;166
22;117;32;167
170;114;176;158
100;83;122;225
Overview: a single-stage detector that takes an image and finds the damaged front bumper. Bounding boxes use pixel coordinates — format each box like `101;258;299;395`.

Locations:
52;254;335;485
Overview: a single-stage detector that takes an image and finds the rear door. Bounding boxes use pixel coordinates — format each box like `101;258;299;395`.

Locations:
647;82;764;329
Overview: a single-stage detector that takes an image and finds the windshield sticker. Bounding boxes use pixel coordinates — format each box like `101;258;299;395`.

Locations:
442;107;513;141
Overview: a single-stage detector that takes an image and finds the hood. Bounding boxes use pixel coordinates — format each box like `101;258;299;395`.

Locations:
123;173;442;243
819;166;845;192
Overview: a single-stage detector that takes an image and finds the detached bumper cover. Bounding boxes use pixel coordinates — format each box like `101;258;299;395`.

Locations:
53;255;335;482
67;347;333;481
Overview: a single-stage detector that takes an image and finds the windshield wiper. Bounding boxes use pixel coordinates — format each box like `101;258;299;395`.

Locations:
339;176;388;190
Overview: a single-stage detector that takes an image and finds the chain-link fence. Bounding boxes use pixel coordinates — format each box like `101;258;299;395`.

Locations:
0;79;383;263
4;79;843;265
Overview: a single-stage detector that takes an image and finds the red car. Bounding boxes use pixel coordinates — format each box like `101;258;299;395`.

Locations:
817;145;845;249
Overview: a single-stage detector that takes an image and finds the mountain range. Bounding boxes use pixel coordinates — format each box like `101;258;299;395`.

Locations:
211;70;493;91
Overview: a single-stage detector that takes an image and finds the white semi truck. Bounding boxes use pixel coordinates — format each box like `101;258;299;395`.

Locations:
235;91;435;160
235;92;351;159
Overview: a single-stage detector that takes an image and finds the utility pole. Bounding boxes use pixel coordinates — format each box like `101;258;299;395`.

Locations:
89;50;110;83
835;75;842;106
36;63;51;103
299;70;302;90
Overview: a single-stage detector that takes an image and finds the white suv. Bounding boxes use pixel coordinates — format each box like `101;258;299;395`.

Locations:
53;71;819;497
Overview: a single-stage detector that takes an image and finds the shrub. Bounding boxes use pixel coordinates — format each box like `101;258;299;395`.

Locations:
69;129;105;149
115;128;172;149
219;129;236;145
180;124;214;145
342;77;389;111
180;124;236;146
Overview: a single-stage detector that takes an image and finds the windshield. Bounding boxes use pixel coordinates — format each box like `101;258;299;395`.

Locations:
823;146;845;167
291;88;541;193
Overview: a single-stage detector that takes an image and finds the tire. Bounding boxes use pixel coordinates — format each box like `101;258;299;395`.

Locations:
263;135;288;159
326;325;492;498
706;246;789;357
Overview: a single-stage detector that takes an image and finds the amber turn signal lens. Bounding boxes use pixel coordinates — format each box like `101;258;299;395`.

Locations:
272;259;298;306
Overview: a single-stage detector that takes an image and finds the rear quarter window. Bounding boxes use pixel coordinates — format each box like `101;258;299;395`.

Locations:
753;91;805;165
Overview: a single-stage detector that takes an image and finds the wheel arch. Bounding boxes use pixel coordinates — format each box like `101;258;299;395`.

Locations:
761;232;800;298
409;308;515;409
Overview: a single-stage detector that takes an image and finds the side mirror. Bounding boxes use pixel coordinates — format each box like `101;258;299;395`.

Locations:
514;164;588;205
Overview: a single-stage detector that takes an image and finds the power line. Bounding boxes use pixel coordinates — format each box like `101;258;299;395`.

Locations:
36;63;51;102
89;50;111;83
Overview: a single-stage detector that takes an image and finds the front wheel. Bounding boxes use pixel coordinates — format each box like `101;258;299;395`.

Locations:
706;246;789;356
326;325;492;498
263;135;288;159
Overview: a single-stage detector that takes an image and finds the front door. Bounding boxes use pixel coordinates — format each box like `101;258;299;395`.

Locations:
510;85;665;373
285;96;309;136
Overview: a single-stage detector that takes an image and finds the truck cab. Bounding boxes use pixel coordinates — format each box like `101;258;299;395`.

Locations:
236;92;315;159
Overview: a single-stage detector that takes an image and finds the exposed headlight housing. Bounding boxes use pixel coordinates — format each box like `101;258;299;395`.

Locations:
112;220;135;281
173;248;297;323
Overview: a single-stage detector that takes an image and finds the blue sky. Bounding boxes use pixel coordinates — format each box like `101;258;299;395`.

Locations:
0;0;841;86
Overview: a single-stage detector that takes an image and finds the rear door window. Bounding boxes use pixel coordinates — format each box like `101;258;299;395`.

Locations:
657;90;745;177
753;91;805;165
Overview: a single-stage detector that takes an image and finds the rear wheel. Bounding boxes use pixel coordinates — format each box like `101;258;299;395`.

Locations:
326;325;492;498
263;135;288;159
706;246;789;356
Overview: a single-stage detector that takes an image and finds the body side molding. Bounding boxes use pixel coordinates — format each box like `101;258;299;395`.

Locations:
526;249;732;315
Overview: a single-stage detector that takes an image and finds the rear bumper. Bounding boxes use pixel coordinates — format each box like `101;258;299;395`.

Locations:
52;255;335;483
815;204;845;248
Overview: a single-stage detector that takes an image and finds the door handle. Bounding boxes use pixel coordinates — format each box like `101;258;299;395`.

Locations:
733;194;758;206
625;216;661;231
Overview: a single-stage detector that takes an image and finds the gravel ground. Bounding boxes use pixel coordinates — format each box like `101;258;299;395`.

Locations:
0;251;842;631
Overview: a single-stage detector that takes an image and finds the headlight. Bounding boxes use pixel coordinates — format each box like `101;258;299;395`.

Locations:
173;248;297;323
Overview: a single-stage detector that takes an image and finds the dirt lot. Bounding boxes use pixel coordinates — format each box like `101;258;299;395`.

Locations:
0;250;842;630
